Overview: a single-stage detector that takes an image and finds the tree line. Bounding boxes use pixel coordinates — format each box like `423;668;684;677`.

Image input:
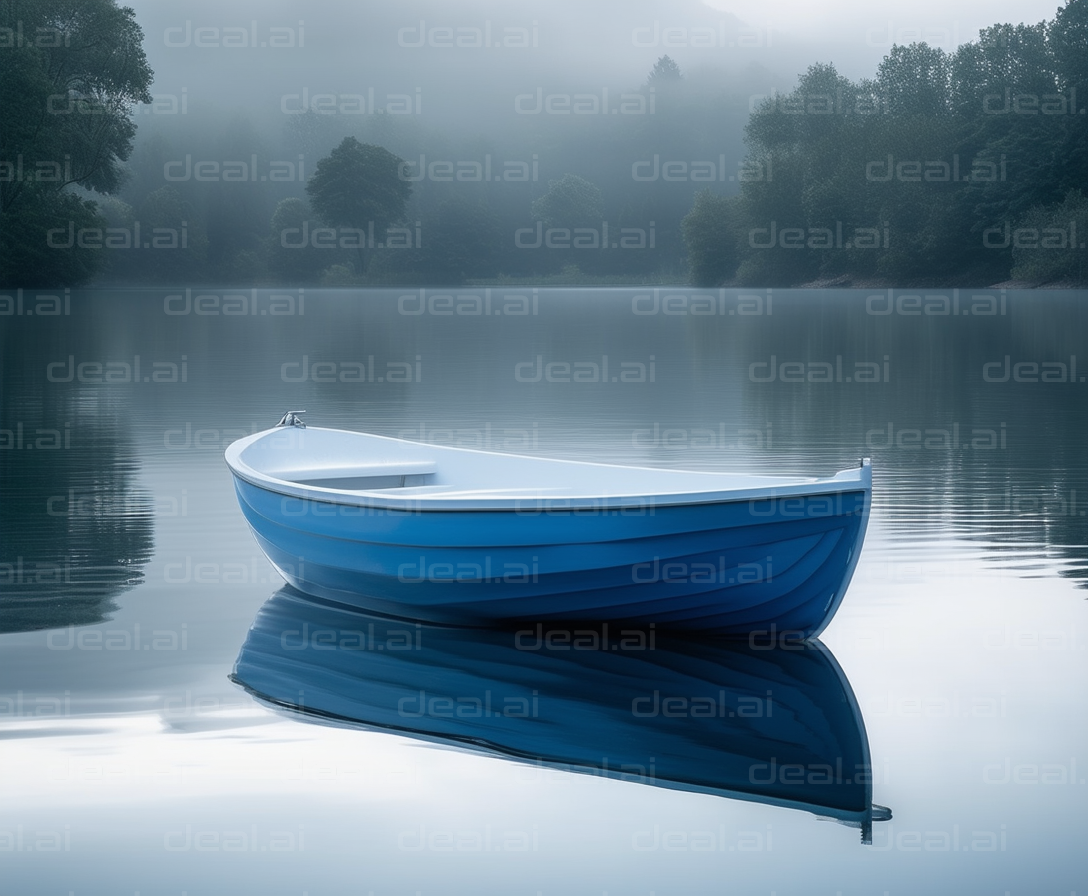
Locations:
2;0;1086;287
684;0;1088;286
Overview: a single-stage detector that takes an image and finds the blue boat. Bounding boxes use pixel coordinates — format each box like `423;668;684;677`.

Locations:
232;586;891;841
225;414;871;636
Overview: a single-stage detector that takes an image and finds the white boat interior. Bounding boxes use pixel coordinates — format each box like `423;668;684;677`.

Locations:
226;426;871;511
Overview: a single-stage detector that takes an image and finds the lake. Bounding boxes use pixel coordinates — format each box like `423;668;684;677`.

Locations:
1;286;1085;894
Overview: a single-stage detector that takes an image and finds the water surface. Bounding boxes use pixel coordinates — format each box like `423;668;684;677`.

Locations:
1;287;1085;894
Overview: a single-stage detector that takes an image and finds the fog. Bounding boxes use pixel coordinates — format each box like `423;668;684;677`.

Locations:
126;0;1062;96
2;0;1080;287
3;4;1087;894
120;0;1063;156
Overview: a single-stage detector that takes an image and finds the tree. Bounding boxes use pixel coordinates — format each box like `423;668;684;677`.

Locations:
268;198;325;283
681;191;740;286
531;174;604;229
1050;0;1088;95
527;175;605;274
305;137;411;274
0;190;101;286
877;44;952;116
99;185;206;283
283;109;343;163
0;0;153;286
679;4;1088;287
418;198;500;284
1047;2;1088;204
1011;190;1088;284
648;55;682;84
137;186;206;280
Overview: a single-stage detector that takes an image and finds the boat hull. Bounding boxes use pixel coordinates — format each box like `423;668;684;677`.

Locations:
231;476;869;637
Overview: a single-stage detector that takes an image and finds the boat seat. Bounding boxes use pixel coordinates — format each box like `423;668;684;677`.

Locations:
283;460;436;490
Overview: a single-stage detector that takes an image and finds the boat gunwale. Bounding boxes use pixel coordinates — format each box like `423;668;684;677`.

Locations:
226;427;872;512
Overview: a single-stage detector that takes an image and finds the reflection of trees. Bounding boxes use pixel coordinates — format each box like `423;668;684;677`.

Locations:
0;361;154;632
688;294;1088;587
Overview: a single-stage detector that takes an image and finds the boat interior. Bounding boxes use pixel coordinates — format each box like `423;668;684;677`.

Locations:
229;426;861;502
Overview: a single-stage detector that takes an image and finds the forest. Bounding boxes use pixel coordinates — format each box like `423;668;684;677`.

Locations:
1;0;1086;287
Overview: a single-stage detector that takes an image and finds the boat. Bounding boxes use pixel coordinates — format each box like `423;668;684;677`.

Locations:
231;586;891;842
224;413;872;637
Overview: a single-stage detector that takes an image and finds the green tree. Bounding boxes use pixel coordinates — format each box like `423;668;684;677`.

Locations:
305;137;411;274
877;43;952;116
268;198;325;283
1010;189;1088;283
1048;1;1088;201
528;174;605;275
0;0;153;286
0;190;101;286
681;190;740;286
682;3;1088;287
1050;0;1088;95
283;109;342;164
419;198;499;284
130;186;206;282
531;174;604;229
647;55;682;84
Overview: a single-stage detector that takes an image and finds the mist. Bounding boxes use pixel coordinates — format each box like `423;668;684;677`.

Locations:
2;0;1078;287
2;3;1087;895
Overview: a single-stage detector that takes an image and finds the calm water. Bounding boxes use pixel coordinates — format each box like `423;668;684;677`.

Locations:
1;287;1086;894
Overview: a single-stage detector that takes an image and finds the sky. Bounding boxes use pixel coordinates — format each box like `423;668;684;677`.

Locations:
113;0;1068;151
124;0;1066;91
702;0;1061;50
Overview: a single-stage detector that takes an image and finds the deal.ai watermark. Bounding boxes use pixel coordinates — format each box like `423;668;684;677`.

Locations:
515;355;655;383
632;154;770;182
164;19;304;49
983;355;1083;383
164;154;305;182
749;355;890;383
514;221;654;250
749;221;889;250
632;288;772;316
280;87;421;115
399;153;537;182
46;221;188;250
280;354;421;383
0;288;70;316
279;221;420;250
398;19;538;49
46;355;187;383
515;87;654;115
866;153;1005;182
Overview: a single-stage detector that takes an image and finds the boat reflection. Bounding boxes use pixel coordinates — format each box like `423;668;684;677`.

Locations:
232;586;891;841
